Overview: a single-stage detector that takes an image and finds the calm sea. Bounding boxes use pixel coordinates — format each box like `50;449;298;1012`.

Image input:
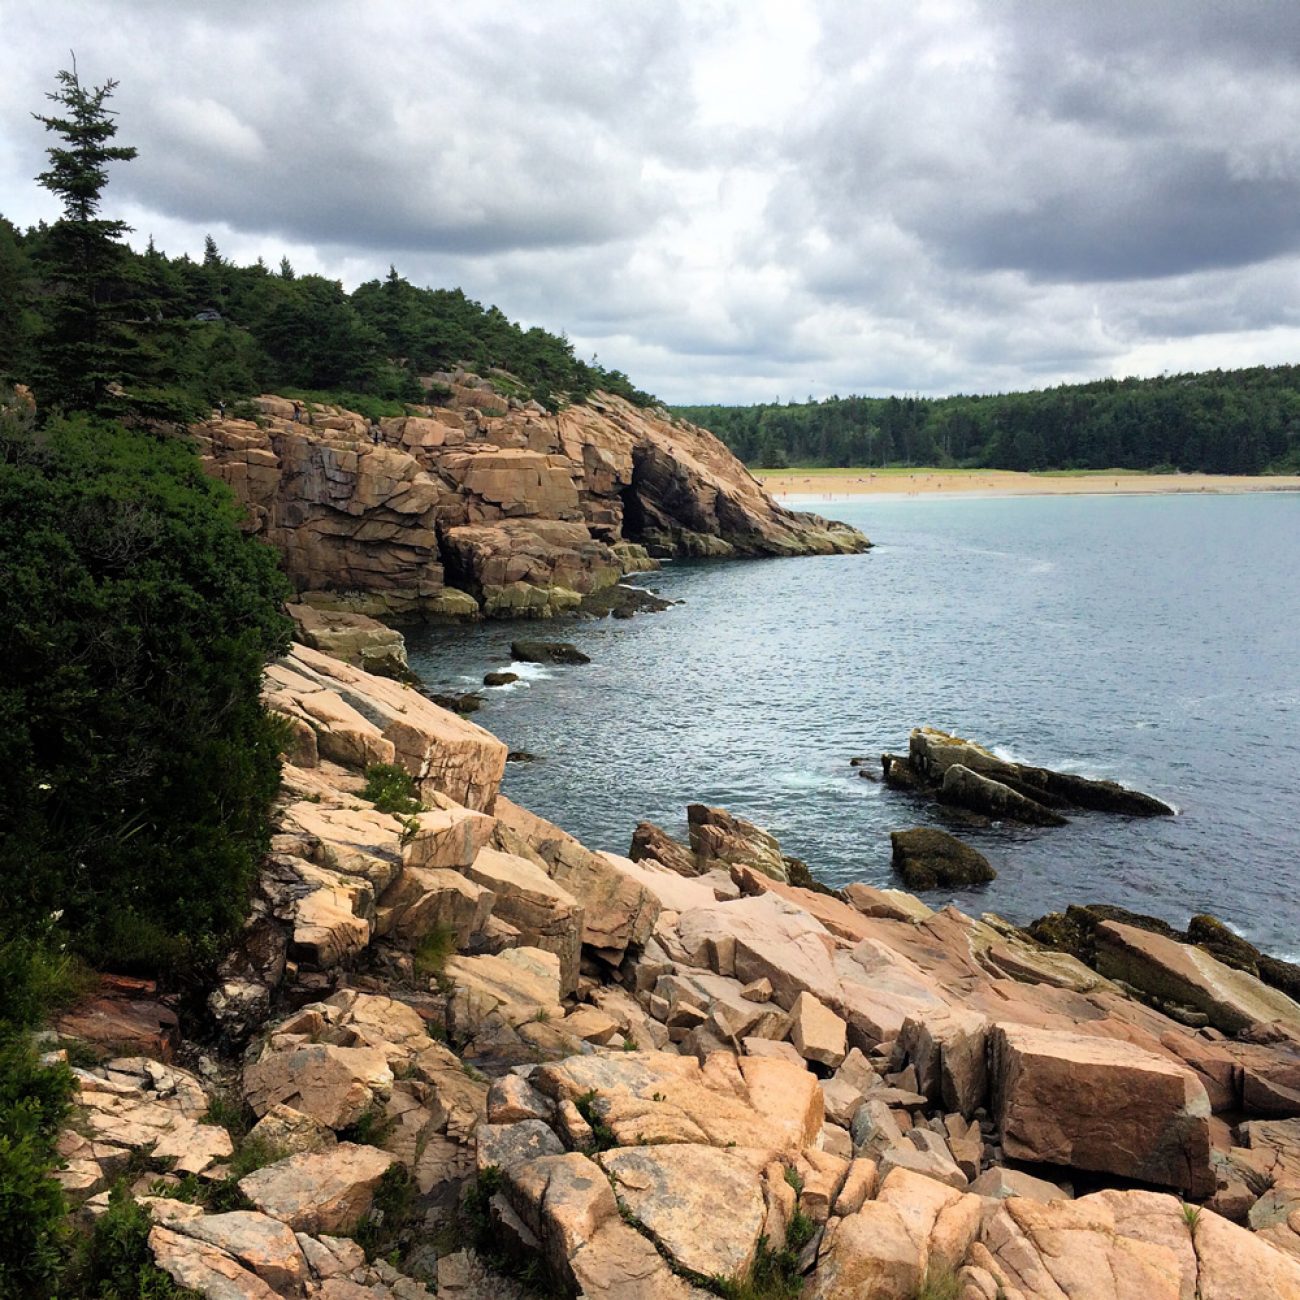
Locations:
407;492;1300;956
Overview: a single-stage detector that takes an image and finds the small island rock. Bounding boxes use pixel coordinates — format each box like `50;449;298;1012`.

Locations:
890;827;996;890
511;640;590;665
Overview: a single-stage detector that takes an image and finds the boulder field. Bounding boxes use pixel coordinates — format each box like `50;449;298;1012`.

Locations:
48;647;1300;1298
191;377;869;621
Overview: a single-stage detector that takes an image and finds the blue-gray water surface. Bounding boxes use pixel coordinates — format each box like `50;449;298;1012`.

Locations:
407;493;1300;957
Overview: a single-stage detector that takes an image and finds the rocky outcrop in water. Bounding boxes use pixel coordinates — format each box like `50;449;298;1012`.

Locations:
880;726;1176;825
46;650;1300;1298
192;380;869;621
890;827;996;889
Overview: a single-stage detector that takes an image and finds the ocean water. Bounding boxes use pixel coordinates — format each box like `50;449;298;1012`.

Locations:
406;492;1300;956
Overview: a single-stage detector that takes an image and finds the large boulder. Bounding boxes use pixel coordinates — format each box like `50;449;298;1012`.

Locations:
493;797;660;959
238;1143;397;1234
465;846;584;995
243;1043;394;1130
531;1051;823;1153
598;1144;770;1280
991;1022;1214;1196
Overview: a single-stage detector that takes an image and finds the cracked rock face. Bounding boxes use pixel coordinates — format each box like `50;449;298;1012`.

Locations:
192;383;868;620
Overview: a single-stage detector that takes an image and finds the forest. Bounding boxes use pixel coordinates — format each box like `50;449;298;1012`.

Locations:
0;220;654;424
676;368;1300;475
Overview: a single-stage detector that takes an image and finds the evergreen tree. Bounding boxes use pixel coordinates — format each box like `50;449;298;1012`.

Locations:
30;64;138;415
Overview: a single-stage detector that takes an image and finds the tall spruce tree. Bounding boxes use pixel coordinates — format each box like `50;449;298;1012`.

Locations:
31;63;138;414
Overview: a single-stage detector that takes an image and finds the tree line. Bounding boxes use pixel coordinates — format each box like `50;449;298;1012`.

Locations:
1;191;654;427
675;368;1300;475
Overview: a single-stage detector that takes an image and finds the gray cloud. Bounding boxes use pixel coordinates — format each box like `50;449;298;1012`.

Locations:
5;1;1300;403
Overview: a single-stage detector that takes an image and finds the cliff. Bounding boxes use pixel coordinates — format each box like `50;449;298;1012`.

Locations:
191;375;869;619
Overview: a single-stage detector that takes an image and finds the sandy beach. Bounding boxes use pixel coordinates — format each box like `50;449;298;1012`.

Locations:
755;467;1300;499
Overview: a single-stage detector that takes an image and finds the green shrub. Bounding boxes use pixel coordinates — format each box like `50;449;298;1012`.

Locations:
0;413;291;976
0;1036;73;1296
352;1164;418;1262
413;924;457;979
362;762;425;817
66;1180;201;1298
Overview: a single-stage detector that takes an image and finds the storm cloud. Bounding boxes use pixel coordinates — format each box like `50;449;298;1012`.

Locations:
4;0;1300;402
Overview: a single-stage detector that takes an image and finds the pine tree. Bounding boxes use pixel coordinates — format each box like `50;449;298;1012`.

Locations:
31;63;139;414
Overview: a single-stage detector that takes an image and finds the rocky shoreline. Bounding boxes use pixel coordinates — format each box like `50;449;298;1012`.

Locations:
44;644;1300;1299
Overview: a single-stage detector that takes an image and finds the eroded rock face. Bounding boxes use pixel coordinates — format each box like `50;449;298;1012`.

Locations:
265;644;507;812
192;385;868;620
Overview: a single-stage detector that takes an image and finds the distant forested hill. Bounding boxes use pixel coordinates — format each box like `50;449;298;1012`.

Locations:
675;367;1300;474
0;217;654;419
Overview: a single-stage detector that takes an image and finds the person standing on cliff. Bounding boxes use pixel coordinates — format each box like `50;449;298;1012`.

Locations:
292;400;302;423
369;418;381;445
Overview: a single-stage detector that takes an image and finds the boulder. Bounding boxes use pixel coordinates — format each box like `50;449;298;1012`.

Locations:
501;1151;698;1298
811;1200;923;1300
148;1226;278;1299
246;1104;337;1158
599;1144;770;1279
444;948;565;1039
238;1143;396;1235
687;803;788;881
243;1043;394;1130
789;992;848;1069
286;604;410;679
629;821;700;878
494;798;660;958
968;1166;1070;1203
889;827;996;890
991;1022;1214;1196
672;892;840;1009
531;1051;823;1153
374;867;495;946
171;1211;308;1292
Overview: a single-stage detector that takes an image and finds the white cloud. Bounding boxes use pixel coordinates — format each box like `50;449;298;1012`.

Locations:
4;1;1300;402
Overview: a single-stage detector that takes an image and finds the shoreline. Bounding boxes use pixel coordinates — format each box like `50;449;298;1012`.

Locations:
755;467;1300;499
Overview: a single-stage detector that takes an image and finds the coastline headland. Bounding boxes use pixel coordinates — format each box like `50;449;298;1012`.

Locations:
192;378;867;624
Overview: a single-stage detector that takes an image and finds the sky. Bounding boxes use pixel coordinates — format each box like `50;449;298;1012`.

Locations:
5;0;1300;404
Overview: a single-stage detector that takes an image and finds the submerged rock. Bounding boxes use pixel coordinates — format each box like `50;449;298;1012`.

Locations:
889;827;996;890
431;690;484;714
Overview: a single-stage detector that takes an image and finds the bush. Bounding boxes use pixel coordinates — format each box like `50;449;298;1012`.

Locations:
0;412;291;976
362;762;424;816
65;1180;200;1298
0;1035;74;1296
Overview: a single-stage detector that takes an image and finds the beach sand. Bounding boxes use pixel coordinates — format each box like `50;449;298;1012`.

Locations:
755;467;1300;499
